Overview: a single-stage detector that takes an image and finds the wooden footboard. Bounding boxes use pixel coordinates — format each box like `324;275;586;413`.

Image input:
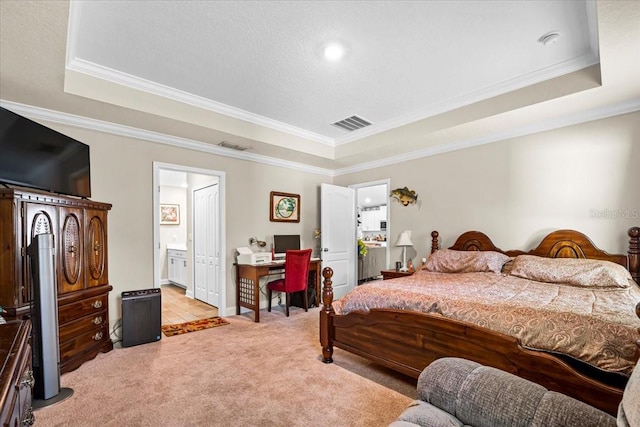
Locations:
319;227;640;416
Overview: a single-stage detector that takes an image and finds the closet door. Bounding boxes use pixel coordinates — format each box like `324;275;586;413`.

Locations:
194;184;220;307
58;207;84;294
86;209;108;288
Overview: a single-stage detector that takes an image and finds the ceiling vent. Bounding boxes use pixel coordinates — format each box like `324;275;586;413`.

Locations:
218;141;249;151
331;115;373;132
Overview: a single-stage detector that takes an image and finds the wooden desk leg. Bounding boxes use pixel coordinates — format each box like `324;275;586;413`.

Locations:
235;264;241;315
236;265;262;322
253;269;260;322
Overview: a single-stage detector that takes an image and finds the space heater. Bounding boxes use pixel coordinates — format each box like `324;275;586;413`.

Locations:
28;233;74;408
121;288;162;347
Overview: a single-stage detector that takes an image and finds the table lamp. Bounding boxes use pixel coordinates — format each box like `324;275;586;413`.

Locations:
395;231;414;272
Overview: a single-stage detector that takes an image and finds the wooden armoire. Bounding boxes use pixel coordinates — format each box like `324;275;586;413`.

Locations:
0;187;113;373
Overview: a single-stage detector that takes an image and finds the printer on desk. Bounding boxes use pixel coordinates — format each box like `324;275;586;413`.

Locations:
237;247;272;265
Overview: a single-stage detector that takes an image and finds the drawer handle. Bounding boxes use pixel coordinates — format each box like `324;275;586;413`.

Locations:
92;332;104;341
92;316;103;325
92;300;103;309
22;407;35;426
21;369;35;388
94;241;100;253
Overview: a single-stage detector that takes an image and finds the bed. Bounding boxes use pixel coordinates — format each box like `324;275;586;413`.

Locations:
319;227;640;415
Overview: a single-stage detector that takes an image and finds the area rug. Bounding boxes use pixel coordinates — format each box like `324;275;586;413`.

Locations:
161;316;230;337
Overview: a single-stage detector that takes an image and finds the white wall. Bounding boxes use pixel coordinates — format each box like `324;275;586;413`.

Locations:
38;111;639;329
336;112;640;267
37;121;331;328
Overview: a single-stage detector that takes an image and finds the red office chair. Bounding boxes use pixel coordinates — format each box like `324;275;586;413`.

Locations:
267;249;312;316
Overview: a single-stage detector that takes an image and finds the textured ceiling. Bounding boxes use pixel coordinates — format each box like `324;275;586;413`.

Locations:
68;0;597;142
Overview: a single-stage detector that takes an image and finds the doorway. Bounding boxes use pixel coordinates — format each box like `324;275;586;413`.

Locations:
153;162;227;316
319;179;390;299
350;179;390;279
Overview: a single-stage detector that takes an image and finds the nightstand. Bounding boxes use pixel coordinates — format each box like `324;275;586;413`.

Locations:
381;269;414;280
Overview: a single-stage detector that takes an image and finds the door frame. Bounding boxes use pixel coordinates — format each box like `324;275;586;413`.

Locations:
349;179;391;271
152;162;227;315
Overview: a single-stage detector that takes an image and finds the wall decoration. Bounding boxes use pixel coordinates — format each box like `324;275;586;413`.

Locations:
270;191;300;222
160;204;180;225
390;187;418;206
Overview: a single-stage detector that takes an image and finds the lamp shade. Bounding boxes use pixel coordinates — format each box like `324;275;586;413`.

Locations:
395;231;413;247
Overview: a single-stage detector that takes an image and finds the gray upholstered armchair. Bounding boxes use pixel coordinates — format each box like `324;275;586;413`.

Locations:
390;357;639;427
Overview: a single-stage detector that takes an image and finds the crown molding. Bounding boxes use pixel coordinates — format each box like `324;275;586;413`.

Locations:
65;58;335;147
3;96;637;179
333;54;600;146
333;97;640;176
65;0;602;151
0;100;334;177
66;54;599;151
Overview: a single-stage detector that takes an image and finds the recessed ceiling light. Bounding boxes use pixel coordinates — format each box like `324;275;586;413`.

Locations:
538;31;561;46
324;42;346;62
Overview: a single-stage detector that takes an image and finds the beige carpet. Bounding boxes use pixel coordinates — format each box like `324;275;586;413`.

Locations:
35;307;415;426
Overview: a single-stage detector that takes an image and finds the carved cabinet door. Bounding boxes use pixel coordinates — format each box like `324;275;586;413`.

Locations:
58;207;84;294
24;203;58;305
86;209;108;288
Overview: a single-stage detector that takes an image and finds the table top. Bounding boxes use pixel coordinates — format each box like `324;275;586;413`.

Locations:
237;258;321;267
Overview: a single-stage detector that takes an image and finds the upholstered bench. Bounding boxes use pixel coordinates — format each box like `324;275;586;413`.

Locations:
390;357;639;427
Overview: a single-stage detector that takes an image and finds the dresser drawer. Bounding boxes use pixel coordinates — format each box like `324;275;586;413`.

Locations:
167;249;186;259
1;348;34;427
59;310;108;343
17;348;34;426
59;323;110;362
58;294;108;325
0;321;34;427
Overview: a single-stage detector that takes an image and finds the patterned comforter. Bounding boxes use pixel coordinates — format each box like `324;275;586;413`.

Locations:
332;270;640;375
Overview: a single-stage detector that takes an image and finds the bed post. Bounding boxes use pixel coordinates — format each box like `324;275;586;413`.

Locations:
320;267;334;363
629;227;639;285
431;230;439;253
633;227;640;347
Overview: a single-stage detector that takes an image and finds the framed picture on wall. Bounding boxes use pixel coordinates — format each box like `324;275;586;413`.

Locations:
160;204;180;225
270;191;300;223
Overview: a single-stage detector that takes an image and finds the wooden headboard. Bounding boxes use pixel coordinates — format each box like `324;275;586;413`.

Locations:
430;227;640;283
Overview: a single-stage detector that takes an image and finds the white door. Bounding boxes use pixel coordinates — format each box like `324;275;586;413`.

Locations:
194;184;220;306
321;183;356;299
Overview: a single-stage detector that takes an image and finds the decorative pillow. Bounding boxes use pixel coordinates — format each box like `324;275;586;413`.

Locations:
424;249;511;274
509;254;633;289
501;259;515;275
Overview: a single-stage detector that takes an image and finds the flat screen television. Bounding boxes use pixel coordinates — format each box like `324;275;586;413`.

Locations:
0;107;91;198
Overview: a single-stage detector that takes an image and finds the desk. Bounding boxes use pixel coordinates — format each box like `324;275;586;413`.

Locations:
235;258;321;322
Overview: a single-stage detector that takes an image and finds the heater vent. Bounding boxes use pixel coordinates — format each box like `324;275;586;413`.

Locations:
218;141;249;151
331;115;372;132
